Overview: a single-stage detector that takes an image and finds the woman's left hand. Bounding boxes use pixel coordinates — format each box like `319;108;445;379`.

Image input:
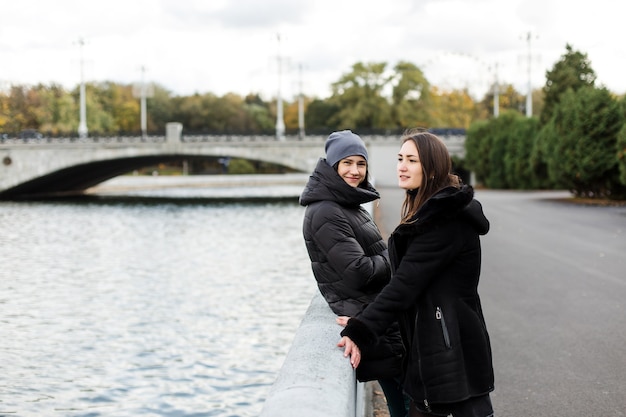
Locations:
337;336;361;368
336;316;350;327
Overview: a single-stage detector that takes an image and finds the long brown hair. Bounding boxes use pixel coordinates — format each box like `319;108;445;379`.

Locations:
400;129;460;224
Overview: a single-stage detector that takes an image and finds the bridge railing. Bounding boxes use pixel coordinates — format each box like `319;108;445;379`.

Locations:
261;199;377;417
181;134;327;143
259;291;369;417
0;130;465;147
0;135;167;145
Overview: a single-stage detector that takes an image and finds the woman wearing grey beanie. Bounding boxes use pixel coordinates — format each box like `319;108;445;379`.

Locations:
299;130;408;417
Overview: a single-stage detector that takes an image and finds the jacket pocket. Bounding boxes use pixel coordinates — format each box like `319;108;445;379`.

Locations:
435;307;451;349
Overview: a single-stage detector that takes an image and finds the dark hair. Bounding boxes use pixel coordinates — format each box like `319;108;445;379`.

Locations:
400;129;460;223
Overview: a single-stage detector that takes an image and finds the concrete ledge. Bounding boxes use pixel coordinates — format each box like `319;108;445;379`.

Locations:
260;291;368;417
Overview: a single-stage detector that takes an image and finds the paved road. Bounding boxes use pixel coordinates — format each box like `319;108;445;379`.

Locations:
374;188;626;417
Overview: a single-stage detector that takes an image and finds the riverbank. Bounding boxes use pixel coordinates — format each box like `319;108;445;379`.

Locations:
87;173;309;193
84;173;309;201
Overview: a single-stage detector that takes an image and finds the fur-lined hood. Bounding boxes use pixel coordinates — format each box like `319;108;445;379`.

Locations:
394;184;489;236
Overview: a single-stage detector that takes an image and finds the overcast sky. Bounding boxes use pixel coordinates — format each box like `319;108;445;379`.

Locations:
1;0;624;101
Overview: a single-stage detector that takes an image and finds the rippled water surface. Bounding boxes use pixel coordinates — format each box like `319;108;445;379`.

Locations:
0;181;316;416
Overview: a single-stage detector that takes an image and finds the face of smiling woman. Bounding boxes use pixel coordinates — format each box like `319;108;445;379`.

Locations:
336;155;367;187
397;139;423;191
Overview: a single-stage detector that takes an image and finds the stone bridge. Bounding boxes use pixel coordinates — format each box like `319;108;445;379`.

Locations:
0;123;466;199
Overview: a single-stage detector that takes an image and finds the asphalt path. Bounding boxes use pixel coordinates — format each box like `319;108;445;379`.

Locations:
374;187;626;417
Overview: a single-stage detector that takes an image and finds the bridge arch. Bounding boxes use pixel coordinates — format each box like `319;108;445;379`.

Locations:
0;128;466;199
0;136;326;199
1;154;228;199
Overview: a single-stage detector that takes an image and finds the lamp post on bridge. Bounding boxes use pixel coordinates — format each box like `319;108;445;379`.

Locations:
522;31;539;118
76;38;88;139
297;63;305;139
492;62;500;117
133;66;154;139
275;33;285;141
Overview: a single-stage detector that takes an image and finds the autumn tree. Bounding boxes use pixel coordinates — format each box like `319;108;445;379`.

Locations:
3;86;39;132
95;82;140;133
36;83;77;134
69;82;118;135
244;94;274;134
0;92;8;132
498;84;525;114
146;84;176;133
170;93;212;132
218;93;259;133
428;87;478;129
328;62;393;130
283;99;301;133
304;99;340;133
390;61;431;128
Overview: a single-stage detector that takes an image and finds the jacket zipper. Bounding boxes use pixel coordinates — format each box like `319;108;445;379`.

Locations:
418;309;450;412
414;311;431;413
436;307;451;349
423;398;432;413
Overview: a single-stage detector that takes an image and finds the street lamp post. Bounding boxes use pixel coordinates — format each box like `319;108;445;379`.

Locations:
275;33;285;141
133;66;154;140
493;62;499;117
523;31;539;118
77;38;88;138
140;66;148;138
298;63;305;139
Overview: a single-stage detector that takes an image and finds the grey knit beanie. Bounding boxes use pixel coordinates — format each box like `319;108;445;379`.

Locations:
324;130;368;167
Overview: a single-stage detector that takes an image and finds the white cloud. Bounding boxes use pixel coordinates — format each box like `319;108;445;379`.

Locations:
1;0;624;100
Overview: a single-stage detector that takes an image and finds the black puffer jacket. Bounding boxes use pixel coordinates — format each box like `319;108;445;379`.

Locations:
341;185;495;404
300;158;391;316
300;158;403;381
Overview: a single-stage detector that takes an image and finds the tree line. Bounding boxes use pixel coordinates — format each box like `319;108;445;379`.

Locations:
1;60;535;137
2;44;625;200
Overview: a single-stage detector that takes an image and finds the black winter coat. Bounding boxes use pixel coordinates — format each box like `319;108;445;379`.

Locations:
300;158;404;381
341;185;495;405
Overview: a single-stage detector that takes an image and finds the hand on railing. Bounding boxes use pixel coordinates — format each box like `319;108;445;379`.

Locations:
336;316;350;327
337;335;361;369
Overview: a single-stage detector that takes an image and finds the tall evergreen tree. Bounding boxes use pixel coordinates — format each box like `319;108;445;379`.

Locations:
541;44;596;125
547;86;625;198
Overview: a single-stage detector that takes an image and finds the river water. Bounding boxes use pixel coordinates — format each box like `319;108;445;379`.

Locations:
0;175;317;417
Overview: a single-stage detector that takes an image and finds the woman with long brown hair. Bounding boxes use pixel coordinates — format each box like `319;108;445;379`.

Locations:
338;129;495;417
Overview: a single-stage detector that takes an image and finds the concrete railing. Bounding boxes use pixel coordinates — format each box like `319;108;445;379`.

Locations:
259;291;370;417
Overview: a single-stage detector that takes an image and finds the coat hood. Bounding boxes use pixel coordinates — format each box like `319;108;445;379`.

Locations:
299;158;380;207
397;184;489;236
